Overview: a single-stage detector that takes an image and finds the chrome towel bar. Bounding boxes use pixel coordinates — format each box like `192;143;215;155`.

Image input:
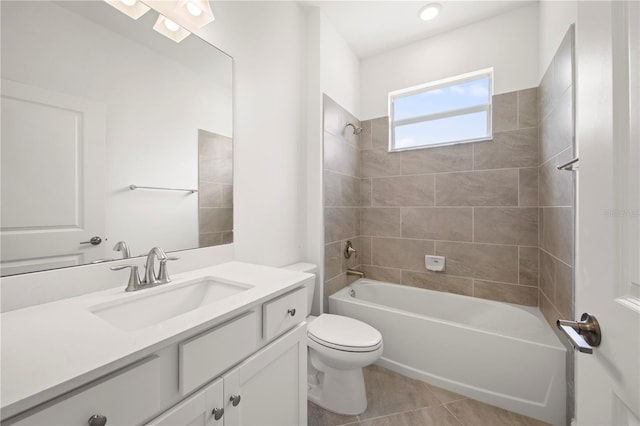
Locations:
557;157;579;171
129;184;198;193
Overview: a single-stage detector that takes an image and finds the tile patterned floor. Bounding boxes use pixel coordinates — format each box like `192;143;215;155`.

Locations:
308;365;551;426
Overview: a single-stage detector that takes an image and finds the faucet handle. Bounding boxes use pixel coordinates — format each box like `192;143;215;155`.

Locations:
158;257;179;284
111;265;142;292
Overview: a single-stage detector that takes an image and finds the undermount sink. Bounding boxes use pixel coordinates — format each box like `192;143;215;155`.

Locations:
89;278;253;332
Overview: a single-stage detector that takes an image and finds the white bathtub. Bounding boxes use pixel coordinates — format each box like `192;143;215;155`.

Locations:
329;279;566;426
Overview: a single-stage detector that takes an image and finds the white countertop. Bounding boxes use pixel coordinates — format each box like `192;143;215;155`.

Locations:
0;261;313;419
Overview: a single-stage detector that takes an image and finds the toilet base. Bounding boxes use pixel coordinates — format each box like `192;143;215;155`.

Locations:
308;350;368;415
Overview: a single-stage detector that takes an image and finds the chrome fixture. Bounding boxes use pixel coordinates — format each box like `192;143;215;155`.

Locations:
345;123;363;135
344;240;357;259
87;414;108;426
110;246;178;292
110;264;143;292
346;269;365;278
113;241;131;259
349;288;356;298
80;236;102;246
557;313;601;354
557;156;579;171
129;184;198;194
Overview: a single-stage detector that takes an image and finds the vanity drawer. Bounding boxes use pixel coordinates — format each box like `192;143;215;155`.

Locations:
179;311;258;395
12;356;161;426
262;287;306;341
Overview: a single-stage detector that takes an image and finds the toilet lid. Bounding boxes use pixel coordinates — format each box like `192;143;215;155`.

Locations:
307;314;382;351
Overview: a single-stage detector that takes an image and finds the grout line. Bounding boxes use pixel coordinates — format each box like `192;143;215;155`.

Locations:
443;402;465;426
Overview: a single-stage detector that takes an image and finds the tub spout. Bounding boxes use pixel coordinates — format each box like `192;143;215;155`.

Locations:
346;269;365;278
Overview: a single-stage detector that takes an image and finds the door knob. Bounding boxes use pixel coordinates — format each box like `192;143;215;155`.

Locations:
557;313;602;354
80;236;102;246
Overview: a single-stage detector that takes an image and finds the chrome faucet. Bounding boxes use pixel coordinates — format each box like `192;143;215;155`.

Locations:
113;241;130;259
110;246;178;292
346;269;365;278
144;246;167;285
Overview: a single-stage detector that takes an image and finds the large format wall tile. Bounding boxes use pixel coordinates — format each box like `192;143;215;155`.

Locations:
474;127;538;170
325;207;359;243
519;246;539;286
401;207;472;242
474;280;538;306
401;270;473;296
362;148;401;177
372;175;435;206
361;207;401;237
324;131;359;176
492;92;518;132
539;148;573;207
518;87;538;129
199;207;233;233
473;207;538;246
401;143;473;174
371;237;435;271
371;117;389;149
436;170;518;206
435;242;519;283
519;168;539;207
540;88;573;164
541;207;573;265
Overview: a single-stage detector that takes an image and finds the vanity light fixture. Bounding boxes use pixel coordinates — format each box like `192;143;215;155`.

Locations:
104;0;150;20
145;0;215;31
153;14;191;42
418;3;442;21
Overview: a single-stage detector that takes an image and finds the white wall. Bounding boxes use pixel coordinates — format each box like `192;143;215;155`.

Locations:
360;3;539;120
197;1;308;267
319;14;361;119
538;1;577;81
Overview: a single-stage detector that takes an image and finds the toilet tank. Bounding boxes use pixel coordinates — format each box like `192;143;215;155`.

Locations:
283;262;317;316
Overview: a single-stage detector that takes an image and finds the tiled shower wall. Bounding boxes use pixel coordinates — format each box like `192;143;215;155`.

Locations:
198;130;233;247
537;29;575;327
537;27;575;424
323;95;363;308
358;89;540;306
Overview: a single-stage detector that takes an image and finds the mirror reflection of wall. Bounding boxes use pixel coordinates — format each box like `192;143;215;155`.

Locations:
0;1;233;276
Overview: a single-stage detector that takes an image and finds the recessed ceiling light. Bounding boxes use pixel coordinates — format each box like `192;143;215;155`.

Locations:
418;3;442;21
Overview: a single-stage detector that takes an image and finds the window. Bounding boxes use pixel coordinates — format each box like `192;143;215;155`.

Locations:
388;69;493;151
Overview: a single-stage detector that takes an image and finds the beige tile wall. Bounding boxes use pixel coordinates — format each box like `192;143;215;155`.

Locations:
357;88;540;307
198;130;233;246
323;95;363;309
538;29;575;326
538;28;575;425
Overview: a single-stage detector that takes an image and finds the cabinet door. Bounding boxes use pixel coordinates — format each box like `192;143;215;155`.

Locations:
147;379;223;426
223;325;306;426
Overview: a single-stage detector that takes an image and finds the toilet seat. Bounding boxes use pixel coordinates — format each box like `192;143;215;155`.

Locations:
307;314;382;353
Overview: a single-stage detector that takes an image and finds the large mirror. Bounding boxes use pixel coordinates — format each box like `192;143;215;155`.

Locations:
0;1;233;276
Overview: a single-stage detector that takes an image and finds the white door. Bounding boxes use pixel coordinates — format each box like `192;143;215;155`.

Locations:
1;80;106;275
575;1;640;424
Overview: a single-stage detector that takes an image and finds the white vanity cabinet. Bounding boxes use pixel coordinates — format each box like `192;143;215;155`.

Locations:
3;284;308;426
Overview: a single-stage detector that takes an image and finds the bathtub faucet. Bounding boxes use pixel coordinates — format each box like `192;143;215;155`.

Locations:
346;269;365;278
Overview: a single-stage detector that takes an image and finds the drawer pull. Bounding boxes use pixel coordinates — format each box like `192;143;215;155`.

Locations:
287;308;296;317
230;394;241;406
212;407;224;420
88;414;107;426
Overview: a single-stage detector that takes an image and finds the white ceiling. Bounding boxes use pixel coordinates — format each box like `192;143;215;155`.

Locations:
303;1;537;58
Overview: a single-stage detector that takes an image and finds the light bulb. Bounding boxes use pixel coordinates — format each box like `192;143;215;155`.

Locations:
186;1;203;17
164;18;180;32
418;3;441;21
121;0;137;6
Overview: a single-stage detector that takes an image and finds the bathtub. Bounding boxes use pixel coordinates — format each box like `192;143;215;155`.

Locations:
329;279;566;426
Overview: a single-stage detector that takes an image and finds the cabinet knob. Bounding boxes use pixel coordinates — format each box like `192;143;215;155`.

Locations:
230;394;241;406
87;414;107;426
212;407;224;421
287;308;296;317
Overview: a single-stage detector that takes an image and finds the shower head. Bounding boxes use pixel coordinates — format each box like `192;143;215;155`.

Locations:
345;123;363;135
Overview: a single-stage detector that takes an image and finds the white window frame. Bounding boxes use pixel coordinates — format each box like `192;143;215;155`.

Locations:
388;68;494;152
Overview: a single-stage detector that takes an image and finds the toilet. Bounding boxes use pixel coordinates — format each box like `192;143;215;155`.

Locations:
284;263;383;415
